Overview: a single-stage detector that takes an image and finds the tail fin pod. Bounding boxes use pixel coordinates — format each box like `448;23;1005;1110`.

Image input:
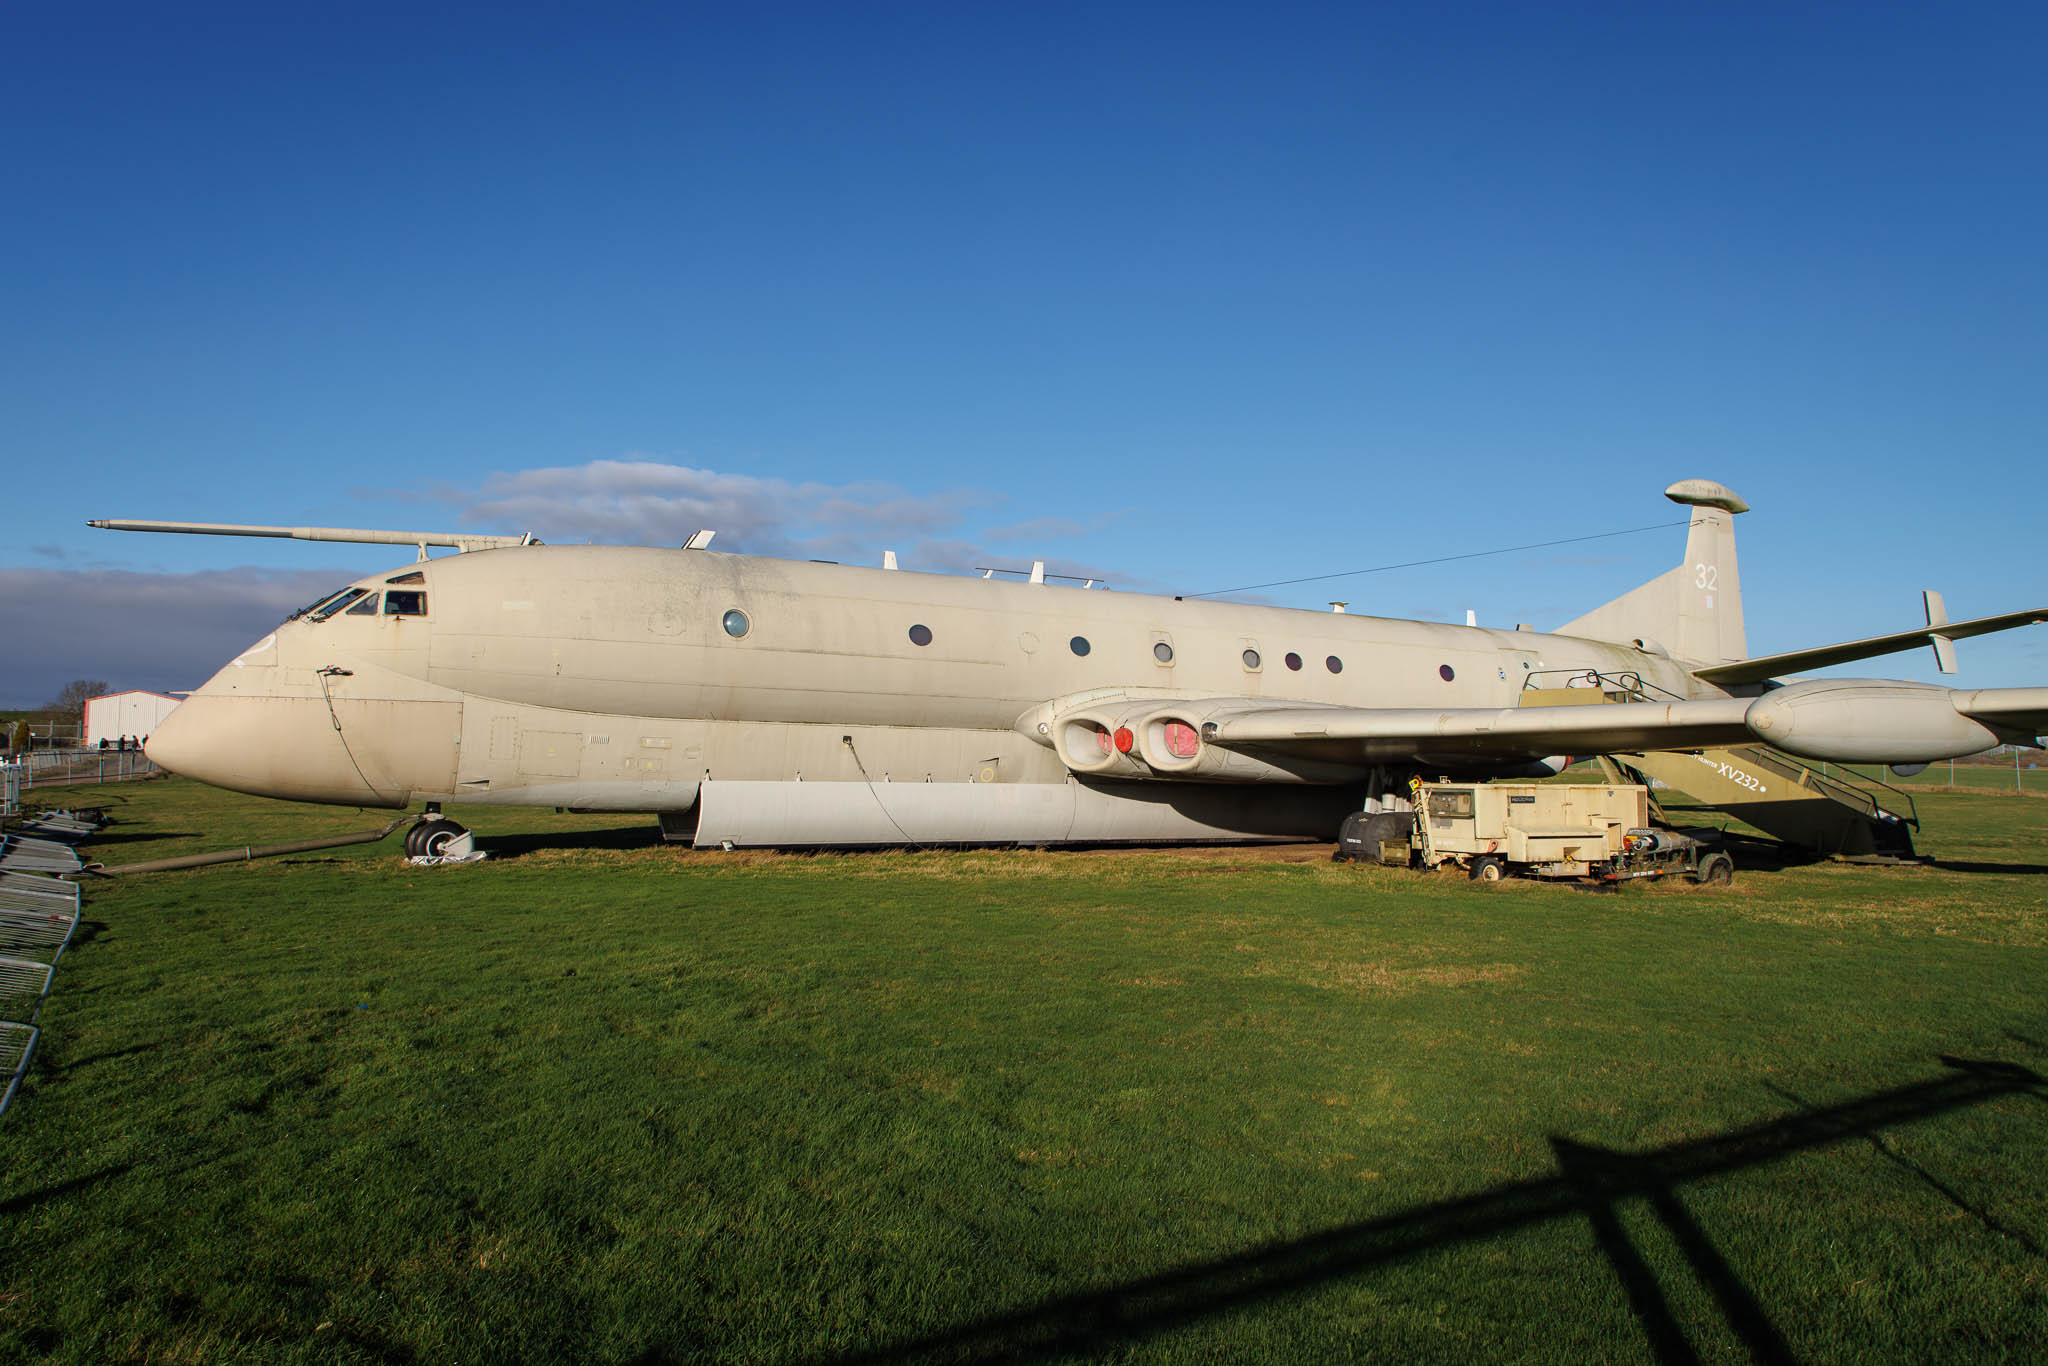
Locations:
1558;479;1748;665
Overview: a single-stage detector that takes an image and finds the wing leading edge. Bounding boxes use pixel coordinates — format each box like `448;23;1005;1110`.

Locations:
1199;697;1756;762
1033;682;2047;781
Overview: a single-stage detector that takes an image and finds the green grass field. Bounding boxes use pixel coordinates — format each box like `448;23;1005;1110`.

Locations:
4;779;2045;1364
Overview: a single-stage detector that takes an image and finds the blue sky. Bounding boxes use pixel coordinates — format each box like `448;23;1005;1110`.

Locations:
4;2;2044;706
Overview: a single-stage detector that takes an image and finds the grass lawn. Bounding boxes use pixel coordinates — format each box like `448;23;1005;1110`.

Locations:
3;779;2045;1364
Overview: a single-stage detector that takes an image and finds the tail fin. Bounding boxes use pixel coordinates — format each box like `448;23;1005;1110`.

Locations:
1557;479;1747;665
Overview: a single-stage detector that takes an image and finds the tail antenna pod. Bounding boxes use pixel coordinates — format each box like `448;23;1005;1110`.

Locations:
1663;479;1750;515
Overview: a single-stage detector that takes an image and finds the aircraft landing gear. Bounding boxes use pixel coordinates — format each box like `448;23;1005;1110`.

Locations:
405;816;473;858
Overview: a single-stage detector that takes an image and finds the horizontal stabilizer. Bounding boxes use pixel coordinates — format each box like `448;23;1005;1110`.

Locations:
1692;607;2048;686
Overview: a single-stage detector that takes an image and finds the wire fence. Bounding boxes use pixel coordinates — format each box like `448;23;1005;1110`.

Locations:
7;749;159;790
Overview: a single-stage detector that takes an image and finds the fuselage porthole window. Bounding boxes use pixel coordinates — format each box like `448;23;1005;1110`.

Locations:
346;593;381;616
908;624;933;647
1284;652;1302;671
1070;636;1090;657
1153;641;1174;664
385;590;427;616
1326;655;1343;674
723;609;751;639
1242;648;1261;671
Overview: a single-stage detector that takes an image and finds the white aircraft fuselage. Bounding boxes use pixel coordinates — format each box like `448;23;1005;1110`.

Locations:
146;546;1676;833
131;483;2048;848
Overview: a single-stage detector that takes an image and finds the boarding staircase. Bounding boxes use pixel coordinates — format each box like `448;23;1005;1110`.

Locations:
1520;672;1920;861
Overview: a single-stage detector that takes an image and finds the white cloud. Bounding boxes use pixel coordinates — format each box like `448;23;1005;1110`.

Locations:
407;456;1148;587
452;458;996;560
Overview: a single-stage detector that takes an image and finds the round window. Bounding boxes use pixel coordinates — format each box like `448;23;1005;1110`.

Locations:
908;624;933;646
1153;641;1174;664
1326;655;1343;674
1070;636;1091;657
1439;664;1456;682
1284;652;1303;671
722;609;750;638
1242;648;1261;670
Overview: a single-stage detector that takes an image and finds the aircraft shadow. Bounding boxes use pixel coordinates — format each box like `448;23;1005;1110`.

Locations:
475;825;667;860
808;1056;2044;1366
1925;859;2048;876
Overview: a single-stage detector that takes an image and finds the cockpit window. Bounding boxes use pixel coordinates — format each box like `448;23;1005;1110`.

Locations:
346;593;381;615
385;590;427;616
293;587;357;621
386;570;425;585
311;588;371;620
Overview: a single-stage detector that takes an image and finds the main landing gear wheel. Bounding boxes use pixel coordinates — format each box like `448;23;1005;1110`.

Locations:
1333;811;1418;866
1468;855;1505;882
406;818;469;858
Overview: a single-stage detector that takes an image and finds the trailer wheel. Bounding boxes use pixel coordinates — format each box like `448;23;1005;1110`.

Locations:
1695;853;1734;886
1469;855;1505;882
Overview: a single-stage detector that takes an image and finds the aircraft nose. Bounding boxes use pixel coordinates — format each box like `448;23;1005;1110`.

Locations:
143;700;208;778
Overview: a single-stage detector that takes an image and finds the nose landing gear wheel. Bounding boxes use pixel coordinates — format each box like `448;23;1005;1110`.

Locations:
407;818;470;858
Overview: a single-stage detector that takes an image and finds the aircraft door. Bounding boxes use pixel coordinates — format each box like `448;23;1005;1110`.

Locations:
456;702;522;791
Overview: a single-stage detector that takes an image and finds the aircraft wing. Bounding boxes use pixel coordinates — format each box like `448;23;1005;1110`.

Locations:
1690;607;2048;685
1950;687;2048;735
1043;678;2047;780
1199;697;1757;762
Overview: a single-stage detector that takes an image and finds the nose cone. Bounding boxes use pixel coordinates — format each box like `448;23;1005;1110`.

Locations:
143;698;213;780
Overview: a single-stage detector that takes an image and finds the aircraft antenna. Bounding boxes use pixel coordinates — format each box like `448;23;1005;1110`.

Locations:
1184;520;1686;600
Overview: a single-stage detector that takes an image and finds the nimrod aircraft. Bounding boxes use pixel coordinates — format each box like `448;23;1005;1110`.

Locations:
99;479;2046;854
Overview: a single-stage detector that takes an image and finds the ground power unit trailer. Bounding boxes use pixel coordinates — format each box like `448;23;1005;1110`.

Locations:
1337;781;1733;884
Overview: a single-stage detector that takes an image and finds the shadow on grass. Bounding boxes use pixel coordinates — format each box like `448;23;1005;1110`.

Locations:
815;1056;2045;1366
0;1163;134;1218
476;825;667;860
75;831;199;849
1925;859;2048;876
51;1041;159;1072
